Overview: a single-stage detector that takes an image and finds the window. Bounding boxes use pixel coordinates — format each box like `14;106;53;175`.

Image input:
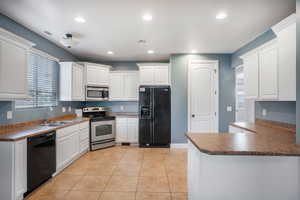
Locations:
15;52;59;109
235;65;246;122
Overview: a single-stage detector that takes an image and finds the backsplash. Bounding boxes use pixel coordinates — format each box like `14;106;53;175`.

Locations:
255;101;296;124
81;101;138;113
0;101;81;125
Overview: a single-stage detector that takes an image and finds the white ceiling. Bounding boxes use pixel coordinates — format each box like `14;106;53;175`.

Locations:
0;0;295;61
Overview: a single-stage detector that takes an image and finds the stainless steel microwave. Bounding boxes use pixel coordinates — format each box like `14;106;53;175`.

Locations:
86;86;109;101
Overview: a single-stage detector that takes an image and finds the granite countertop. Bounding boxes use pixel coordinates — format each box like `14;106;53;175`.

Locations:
186;120;300;156
0;115;90;141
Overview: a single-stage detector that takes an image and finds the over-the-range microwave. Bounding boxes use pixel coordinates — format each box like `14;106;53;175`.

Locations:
86;86;109;101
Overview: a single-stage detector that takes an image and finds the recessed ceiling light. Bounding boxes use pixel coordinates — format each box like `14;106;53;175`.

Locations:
107;51;114;55
191;49;197;53
216;12;227;20
147;50;154;54
143;14;153;21
74;16;86;23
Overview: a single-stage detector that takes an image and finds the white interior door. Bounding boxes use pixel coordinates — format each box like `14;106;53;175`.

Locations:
188;60;218;133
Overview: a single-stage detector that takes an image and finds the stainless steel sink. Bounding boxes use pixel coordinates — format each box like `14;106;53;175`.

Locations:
40;120;73;127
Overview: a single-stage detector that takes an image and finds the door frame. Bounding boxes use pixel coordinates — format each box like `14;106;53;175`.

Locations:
187;59;219;132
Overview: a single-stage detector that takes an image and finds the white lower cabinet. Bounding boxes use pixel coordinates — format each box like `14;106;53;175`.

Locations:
0;139;27;200
116;117;139;144
56;121;89;172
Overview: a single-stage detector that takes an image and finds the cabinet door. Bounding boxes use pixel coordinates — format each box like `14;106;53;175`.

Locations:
72;64;84;100
56;136;69;170
154;66;169;85
86;65;109;86
109;73;124;100
69;131;80;160
0;40;28;98
116;118;128;143
124;72;138;100
259;44;278;100
278;23;296;101
139;66;154;85
243;53;259;99
127;118;139;143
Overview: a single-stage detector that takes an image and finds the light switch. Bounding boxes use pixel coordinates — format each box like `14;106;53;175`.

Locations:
262;109;267;117
226;106;232;112
7;111;13;119
68;106;72;112
62;107;66;112
49;107;53;111
120;106;124;111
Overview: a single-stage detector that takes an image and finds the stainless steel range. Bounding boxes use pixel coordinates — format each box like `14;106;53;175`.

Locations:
83;107;115;150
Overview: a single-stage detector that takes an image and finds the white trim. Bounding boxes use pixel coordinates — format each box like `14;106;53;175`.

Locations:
79;62;112;69
239;38;277;60
272;13;296;35
137;62;169;67
170;143;188;148
187;59;219;132
0;27;35;49
30;48;60;62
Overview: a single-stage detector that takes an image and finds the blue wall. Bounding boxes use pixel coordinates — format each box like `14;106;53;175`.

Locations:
297;0;300;144
0;14;80;125
231;29;296;125
170;54;235;143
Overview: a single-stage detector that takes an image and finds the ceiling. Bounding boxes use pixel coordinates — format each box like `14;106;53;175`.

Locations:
0;0;295;61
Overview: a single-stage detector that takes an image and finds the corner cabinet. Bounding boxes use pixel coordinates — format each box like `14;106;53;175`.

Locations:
0;28;35;100
109;71;139;101
60;62;85;101
82;63;111;86
137;63;170;85
116;117;139;144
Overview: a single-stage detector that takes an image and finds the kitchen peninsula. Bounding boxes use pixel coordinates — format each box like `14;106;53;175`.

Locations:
187;120;300;200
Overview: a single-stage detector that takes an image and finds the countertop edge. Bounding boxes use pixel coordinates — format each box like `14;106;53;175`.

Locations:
0;117;90;142
186;133;300;157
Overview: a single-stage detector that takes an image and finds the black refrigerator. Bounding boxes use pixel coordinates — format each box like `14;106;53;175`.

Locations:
139;86;171;147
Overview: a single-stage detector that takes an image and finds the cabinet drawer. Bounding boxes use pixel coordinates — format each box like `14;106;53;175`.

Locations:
79;128;89;141
116;118;127;124
79;121;89;130
56;125;79;138
80;138;89;152
127;118;138;124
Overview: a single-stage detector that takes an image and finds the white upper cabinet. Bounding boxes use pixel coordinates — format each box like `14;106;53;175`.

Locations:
84;63;111;86
139;66;155;85
138;63;170;85
259;41;278;100
60;62;85;101
109;71;138;101
272;14;296;101
0;28;35;100
242;52;259;99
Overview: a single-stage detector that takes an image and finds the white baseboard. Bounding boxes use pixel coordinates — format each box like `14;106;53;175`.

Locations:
170;143;188;148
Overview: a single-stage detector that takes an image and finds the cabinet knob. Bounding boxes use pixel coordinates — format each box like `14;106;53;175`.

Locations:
191;114;195;118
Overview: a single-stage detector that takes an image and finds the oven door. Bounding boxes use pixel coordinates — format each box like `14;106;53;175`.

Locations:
91;120;115;142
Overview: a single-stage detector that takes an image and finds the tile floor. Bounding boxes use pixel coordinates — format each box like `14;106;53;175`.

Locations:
26;146;187;200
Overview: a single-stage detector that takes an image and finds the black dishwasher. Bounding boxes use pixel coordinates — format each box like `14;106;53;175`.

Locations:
27;131;56;194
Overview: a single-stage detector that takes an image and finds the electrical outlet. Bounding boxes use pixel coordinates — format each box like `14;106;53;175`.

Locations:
262;108;267;117
49;107;53;111
226;106;232;112
120;105;124;111
68;106;72;112
7;111;13;119
62;107;66;112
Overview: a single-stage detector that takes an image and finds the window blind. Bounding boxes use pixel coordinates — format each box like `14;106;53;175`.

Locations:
15;52;58;109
